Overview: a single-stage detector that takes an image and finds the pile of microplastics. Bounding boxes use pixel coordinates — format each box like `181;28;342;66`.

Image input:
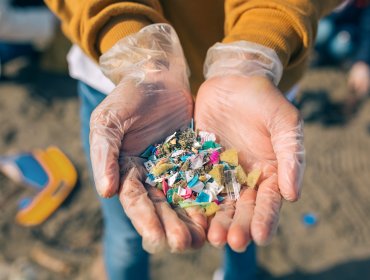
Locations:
141;128;261;217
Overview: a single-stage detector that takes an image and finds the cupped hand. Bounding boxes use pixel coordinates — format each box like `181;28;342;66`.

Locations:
194;75;305;251
90;77;207;253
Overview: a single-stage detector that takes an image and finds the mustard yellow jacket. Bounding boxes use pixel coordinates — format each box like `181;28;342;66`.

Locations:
45;0;342;93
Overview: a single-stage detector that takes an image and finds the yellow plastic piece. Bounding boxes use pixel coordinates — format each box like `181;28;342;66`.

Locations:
209;164;224;186
235;165;248;185
204;202;220;217
247;169;262;189
151;163;173;177
220;149;238;166
16;147;77;226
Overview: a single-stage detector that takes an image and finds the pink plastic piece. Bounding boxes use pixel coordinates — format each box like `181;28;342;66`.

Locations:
162;179;169;195
183;188;193;199
209;151;220;164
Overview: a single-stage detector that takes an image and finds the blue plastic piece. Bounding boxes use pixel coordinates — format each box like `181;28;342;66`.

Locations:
148;155;157;162
147;174;155;181
195;191;210;203
180;155;190;162
14;154;48;189
217;195;225;202
187;175;199;187
140;145;156;159
302;213;318;227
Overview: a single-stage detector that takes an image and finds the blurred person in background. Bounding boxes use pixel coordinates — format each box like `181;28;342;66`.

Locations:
0;0;56;78
314;0;370;99
44;1;343;280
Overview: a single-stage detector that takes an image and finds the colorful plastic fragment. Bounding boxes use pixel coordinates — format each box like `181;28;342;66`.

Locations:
151;163;173;177
247;169;262;189
205;202;220;217
142;128;261;217
198;131;216;143
220;149;238;167
195;191;211;203
209;150;220;164
162;179;169;195
209;164;224;186
224;170;241;200
302;213;318;227
235;165;248;185
188;181;204;193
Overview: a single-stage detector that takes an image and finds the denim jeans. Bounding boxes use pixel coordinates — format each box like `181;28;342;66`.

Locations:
78;81;256;280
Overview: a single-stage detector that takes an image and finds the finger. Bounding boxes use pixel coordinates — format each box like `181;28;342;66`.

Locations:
180;206;207;249
227;188;257;252
207;198;235;248
184;206;207;230
90;103;124;198
271;111;305;201
251;174;282;246
147;187;192;253
119;163;166;254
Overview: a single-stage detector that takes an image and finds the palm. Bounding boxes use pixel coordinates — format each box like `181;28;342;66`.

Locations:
195;75;304;250
90;78;209;253
93;80;193;156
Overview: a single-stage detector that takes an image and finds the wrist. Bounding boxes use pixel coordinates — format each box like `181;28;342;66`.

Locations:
100;23;190;88
204;41;283;86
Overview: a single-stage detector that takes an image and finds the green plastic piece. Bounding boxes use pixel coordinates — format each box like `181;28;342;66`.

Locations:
202;141;220;150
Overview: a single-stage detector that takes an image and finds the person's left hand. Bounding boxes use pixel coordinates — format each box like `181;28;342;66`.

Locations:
195;75;305;252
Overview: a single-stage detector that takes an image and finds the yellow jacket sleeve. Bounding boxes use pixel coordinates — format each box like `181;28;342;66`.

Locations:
45;0;343;92
223;0;343;90
44;0;167;60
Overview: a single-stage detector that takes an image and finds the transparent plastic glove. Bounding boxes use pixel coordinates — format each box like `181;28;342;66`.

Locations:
118;156;207;253
195;42;305;251
90;24;206;253
348;61;370;98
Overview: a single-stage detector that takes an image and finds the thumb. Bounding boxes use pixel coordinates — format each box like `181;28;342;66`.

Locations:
90;100;125;198
270;106;305;202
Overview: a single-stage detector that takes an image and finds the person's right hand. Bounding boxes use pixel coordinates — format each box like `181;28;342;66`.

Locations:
89;24;207;253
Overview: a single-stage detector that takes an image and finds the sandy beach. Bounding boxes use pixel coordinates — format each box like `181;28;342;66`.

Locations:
0;37;369;280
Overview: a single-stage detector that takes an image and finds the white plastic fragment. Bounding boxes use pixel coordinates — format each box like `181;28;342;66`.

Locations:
205;181;224;195
177;187;187;196
203;189;218;201
185;171;194;182
224;170;241;200
193;141;202;149
171;149;185;157
144;160;155;172
164;132;177;143
188;181;205;193
190;154;204;170
198;131;216;143
167;172;178;187
153;177;164;183
145;177;156;186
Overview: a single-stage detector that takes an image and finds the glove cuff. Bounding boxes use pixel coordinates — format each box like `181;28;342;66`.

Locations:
204;41;283;86
99;23;190;87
